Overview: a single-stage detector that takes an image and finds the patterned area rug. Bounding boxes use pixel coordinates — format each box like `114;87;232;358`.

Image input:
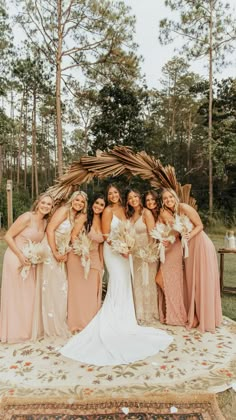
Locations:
0;317;235;400
0;394;225;420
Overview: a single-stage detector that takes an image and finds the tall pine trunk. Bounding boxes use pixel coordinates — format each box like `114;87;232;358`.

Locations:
56;0;63;177
208;0;213;218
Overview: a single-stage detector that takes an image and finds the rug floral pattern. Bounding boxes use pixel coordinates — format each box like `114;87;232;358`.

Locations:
0;317;236;399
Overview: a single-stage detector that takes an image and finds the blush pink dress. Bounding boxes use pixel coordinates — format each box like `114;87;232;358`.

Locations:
158;237;187;326
67;227;103;332
184;231;222;333
0;213;45;343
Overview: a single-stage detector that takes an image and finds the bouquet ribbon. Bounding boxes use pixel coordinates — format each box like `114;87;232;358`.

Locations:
159;243;166;264
181;237;189;258
129;254;134;279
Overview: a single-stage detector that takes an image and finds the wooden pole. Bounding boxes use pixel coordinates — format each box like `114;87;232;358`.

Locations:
6;179;13;228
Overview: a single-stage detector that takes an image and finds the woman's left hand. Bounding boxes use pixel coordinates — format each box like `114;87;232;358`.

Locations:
121;253;129;259
182;232;190;241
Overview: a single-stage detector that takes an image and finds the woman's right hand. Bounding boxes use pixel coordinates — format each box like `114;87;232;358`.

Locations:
18;252;30;266
162;240;170;248
53;252;67;263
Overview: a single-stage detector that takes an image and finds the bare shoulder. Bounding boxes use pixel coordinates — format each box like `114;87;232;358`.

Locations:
179;203;197;216
103;206;112;216
16;211;32;225
143;208;152;219
54;205;68;217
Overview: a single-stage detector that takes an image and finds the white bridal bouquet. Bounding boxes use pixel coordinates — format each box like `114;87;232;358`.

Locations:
109;220;136;256
20;240;50;280
150;223;176;263
72;231;92;279
172;214;193;258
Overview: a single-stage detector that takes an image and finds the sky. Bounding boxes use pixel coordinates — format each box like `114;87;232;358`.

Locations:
124;0;236;88
9;0;236;89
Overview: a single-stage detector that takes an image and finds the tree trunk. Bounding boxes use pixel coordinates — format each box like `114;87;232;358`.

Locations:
32;89;39;197
208;0;213;218
56;0;63;177
17;91;25;189
24;100;28;191
187;111;192;171
10;91;14;181
0;144;2;188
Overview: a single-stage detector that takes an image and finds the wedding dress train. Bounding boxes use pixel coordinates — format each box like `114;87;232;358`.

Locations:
60;215;173;365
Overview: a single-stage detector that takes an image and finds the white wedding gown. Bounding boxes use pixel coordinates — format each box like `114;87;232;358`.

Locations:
60;215;173;365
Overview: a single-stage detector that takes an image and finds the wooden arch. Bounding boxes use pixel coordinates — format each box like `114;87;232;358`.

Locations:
48;146;196;208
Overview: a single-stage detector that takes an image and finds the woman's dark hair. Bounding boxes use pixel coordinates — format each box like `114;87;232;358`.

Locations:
106;183;123;206
125;188;143;218
86;193;106;232
143;190;160;222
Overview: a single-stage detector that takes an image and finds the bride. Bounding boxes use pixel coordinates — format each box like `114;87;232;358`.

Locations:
60;184;173;366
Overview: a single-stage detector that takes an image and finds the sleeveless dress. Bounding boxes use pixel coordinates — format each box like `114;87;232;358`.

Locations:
36;218;72;338
132;214;159;324
184;231;222;333
60;215;173;366
158;236;187;326
67;227;103;332
0;215;45;343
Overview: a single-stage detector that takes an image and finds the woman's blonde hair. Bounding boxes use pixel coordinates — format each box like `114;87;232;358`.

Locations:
67;190;88;214
31;193;54;219
161;188;180;214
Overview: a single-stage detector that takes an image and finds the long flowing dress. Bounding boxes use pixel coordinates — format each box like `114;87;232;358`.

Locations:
36;218;72;338
60;215;173;366
184;231;222;333
67;227;103;332
158;237;187;326
132;214;159;324
0;215;45;343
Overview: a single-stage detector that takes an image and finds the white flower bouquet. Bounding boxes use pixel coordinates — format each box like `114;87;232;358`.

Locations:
19;240;51;280
150;223;176;263
72;231;92;279
109;220;136;256
172;214;193;258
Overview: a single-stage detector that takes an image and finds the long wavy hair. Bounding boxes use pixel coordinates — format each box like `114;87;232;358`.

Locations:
106;183;123;206
125;188;143;219
31;193;54;220
86;193;106;233
143;190;160;222
161;188;180;215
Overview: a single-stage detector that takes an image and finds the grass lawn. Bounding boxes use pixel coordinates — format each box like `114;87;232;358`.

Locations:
0;230;235;320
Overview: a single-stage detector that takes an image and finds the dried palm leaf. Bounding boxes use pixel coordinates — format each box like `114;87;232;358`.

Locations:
47;146;197;208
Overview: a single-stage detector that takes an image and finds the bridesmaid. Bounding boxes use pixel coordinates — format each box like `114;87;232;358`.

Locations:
68;193;105;333
40;191;85;338
67;191;88;333
155;189;187;327
0;193;53;343
144;190;160;222
171;190;223;333
126;189;159;324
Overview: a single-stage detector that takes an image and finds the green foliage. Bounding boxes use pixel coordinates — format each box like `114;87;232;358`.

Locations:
91;83;149;152
0;180;32;228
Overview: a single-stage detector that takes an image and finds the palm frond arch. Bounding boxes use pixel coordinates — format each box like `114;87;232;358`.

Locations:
48;146;197;208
